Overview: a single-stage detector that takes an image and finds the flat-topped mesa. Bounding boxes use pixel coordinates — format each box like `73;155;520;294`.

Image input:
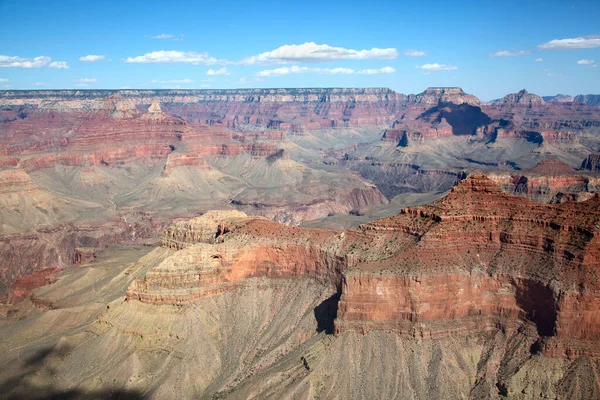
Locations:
525;158;577;176
488;159;593;203
127;212;345;304
161;210;250;249
162;153;212;175
413;87;481;106
494;89;546;107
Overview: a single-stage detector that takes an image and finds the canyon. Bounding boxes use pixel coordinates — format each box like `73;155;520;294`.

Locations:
2;175;600;398
2;87;600;398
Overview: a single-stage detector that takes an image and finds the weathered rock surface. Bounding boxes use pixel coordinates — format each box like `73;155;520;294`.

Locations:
124;175;600;361
3;175;600;399
489;158;599;203
493;89;546;107
575;94;600;107
335;175;600;357
412;87;481;106
582;153;600;171
544;94;575;103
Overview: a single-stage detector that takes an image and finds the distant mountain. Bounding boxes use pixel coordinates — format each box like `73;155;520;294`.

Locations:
542;94;574;103
575;94;600;107
490;89;545;106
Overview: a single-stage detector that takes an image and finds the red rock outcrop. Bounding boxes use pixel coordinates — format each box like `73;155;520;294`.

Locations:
492;89;546;107
335;175;600;357
489;159;597;203
412;87;481;106
127;210;345;304
126;175;600;358
0;169;38;194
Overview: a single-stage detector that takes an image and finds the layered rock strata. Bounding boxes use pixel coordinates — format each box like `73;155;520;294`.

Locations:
127;175;600;358
489;158;598;203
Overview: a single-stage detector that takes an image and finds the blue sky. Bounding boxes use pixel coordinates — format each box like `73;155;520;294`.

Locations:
0;0;599;100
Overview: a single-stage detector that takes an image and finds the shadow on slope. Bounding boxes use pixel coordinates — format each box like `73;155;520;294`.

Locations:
0;344;146;400
314;292;341;334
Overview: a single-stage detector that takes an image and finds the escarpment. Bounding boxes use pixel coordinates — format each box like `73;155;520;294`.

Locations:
127;210;348;304
125;175;600;359
337;175;600;358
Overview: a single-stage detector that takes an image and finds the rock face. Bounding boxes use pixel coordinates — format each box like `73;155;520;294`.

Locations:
544;94;575;103
412;87;481;106
126;175;600;361
336;175;600;357
488;158;599;203
582;154;600;171
4;175;600;399
575;94;600;107
127;210;345;304
493;89;546;107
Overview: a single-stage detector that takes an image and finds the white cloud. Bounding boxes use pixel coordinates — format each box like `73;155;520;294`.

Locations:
0;55;50;68
125;50;219;64
415;63;457;71
358;67;396;74
34;82;49;86
535;58;544;62
79;55;105;62
75;78;97;83
240;42;398;65
577;59;595;65
75;83;88;87
151;34;174;39
49;61;69;69
490;50;530;57
256;65;395;77
405;50;426;56
206;67;231;76
0;78;9;82
538;36;600;50
150;78;195;84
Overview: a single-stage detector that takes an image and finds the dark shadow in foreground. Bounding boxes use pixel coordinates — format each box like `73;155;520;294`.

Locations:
0;344;146;400
314;292;341;334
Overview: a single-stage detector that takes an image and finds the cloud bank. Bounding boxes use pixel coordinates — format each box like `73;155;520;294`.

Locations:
256;66;395;77
125;50;219;65
240;42;398;65
0;55;69;69
415;63;457;71
538;36;600;50
79;55;105;62
490;50;529;57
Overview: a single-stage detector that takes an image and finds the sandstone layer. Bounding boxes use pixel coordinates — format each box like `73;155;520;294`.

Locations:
2;175;600;398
